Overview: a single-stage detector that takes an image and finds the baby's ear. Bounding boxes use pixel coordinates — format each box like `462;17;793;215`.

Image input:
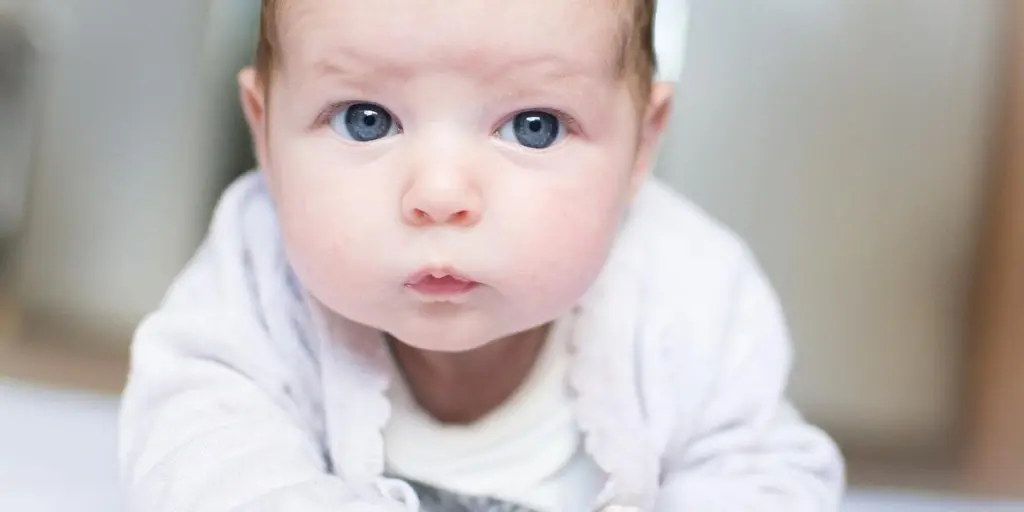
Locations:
628;82;675;199
645;82;675;137
238;66;269;172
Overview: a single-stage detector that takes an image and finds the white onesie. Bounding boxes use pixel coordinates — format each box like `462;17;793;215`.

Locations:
384;319;604;511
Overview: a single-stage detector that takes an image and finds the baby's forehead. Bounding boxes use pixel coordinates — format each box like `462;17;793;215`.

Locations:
275;0;628;81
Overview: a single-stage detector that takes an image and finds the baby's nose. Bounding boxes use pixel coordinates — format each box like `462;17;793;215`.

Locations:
400;132;486;227
401;179;482;228
405;202;479;227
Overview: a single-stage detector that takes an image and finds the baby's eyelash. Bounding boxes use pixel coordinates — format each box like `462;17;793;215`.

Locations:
553;111;581;134
495;109;581;135
313;101;351;127
314;103;582;136
313;101;406;136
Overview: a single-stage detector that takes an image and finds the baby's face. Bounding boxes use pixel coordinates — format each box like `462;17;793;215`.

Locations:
241;0;670;352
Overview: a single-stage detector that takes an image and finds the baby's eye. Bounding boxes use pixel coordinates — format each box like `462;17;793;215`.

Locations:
329;102;399;142
496;111;566;149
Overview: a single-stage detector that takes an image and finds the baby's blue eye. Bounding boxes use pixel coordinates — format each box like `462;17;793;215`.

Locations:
497;111;566;149
330;103;399;142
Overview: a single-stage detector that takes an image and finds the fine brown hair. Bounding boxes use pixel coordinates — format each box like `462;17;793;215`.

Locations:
255;0;658;97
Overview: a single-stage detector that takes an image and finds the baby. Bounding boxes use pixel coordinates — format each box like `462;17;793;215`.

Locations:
118;0;845;511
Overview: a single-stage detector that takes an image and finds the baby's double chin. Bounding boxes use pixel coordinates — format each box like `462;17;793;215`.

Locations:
391;328;497;354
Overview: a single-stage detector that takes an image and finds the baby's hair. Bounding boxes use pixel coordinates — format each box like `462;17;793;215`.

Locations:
254;0;658;99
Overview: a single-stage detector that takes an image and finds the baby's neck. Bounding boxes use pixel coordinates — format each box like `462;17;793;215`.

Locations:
389;324;550;425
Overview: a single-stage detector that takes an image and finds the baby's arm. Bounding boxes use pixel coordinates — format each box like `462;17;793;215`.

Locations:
118;184;407;511
655;259;845;511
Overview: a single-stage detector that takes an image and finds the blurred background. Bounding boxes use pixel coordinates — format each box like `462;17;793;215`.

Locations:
1;0;1022;510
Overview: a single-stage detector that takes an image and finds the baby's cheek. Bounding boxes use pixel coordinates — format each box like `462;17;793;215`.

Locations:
539;205;620;275
505;182;625;308
280;207;354;294
275;178;389;307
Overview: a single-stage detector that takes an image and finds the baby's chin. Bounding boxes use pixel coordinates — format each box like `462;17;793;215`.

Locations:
391;333;492;353
385;320;517;353
381;309;550;353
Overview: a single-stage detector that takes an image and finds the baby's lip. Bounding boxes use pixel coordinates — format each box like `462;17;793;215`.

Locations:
404;267;480;297
405;266;475;283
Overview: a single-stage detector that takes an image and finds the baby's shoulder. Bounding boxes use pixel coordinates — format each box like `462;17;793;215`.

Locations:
161;171;285;306
624;178;761;303
207;170;278;242
616;178;785;360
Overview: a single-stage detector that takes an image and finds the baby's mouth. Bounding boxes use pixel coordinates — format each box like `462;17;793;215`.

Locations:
404;269;480;298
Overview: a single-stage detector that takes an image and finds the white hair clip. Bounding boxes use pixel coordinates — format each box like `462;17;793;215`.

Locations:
653;0;689;82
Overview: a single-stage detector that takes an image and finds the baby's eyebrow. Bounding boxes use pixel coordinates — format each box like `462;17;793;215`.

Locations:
484;55;608;98
309;55;395;83
299;45;405;85
306;47;602;86
484;55;593;81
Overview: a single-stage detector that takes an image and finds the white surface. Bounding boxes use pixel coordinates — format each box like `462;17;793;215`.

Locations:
0;380;121;512
0;380;1020;511
656;0;1004;444
843;491;1024;511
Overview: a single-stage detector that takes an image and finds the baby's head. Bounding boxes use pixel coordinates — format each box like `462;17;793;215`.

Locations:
240;0;674;352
